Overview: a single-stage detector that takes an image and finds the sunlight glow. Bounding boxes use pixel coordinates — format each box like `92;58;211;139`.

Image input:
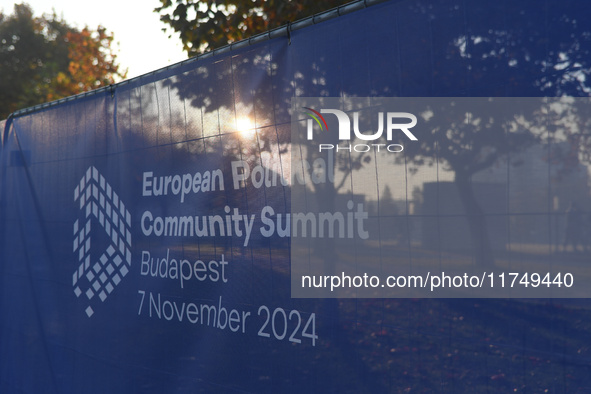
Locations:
237;116;255;137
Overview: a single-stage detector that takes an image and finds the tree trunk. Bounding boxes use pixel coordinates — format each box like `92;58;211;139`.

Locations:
454;172;495;267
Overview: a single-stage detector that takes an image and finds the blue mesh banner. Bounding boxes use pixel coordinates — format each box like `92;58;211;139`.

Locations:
2;0;591;392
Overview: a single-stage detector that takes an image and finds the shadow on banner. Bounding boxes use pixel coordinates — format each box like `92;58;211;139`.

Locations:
2;0;591;393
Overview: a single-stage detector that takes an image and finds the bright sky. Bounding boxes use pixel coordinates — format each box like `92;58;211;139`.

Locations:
0;0;188;80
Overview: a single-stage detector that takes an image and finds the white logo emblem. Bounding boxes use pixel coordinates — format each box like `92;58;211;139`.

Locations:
72;167;132;317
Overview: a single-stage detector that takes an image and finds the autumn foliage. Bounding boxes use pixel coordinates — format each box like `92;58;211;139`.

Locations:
0;4;126;119
48;27;123;101
155;0;352;56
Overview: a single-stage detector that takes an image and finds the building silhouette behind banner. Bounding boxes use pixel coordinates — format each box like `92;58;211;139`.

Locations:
418;142;591;252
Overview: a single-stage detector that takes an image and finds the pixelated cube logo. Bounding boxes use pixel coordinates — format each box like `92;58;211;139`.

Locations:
72;166;132;317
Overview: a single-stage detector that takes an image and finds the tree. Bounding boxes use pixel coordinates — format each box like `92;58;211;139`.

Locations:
155;0;352;56
0;3;126;119
154;0;591;270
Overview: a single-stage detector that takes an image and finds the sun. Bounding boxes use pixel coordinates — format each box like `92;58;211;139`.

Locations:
236;116;255;137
